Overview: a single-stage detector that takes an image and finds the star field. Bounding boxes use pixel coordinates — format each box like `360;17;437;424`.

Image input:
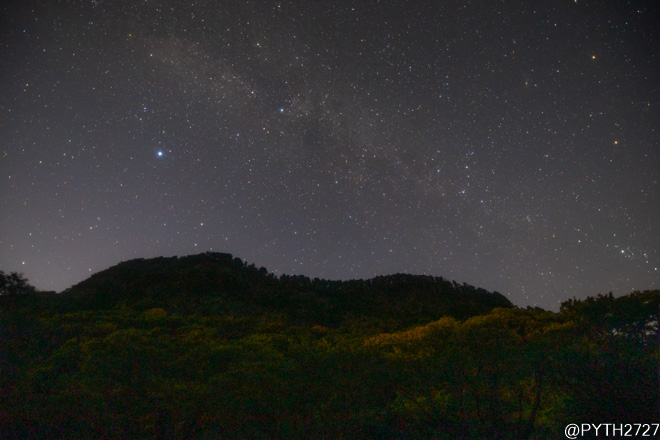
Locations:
1;0;659;309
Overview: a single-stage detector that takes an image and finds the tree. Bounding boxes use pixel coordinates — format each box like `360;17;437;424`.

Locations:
0;271;36;295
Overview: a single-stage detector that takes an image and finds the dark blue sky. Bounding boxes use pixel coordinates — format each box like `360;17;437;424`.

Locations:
1;0;658;309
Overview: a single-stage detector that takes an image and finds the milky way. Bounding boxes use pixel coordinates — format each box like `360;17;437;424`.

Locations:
1;0;659;309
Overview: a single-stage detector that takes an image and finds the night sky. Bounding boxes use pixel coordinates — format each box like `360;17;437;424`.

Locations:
1;0;658;310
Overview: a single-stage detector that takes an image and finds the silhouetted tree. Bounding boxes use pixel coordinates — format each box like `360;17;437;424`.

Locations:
0;271;36;295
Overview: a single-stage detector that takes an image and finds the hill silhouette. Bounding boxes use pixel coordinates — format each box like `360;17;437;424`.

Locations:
61;252;513;325
2;254;657;439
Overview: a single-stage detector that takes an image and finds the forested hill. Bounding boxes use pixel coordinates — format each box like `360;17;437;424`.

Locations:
60;252;512;324
2;256;658;439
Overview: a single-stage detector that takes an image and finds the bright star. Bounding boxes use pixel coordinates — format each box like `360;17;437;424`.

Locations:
157;151;163;157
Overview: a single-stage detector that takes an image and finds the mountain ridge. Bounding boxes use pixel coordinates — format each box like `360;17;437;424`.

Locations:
59;251;513;324
2;254;658;439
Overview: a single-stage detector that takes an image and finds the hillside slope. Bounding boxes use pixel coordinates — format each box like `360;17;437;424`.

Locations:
1;255;657;439
60;252;513;325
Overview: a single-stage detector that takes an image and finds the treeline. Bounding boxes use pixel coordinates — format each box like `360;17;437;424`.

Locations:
1;256;658;439
55;252;513;325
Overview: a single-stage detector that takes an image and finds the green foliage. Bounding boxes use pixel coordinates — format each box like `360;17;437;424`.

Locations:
1;262;658;439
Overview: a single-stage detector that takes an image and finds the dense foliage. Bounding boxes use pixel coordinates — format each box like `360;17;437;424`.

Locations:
0;271;36;296
1;254;658;439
